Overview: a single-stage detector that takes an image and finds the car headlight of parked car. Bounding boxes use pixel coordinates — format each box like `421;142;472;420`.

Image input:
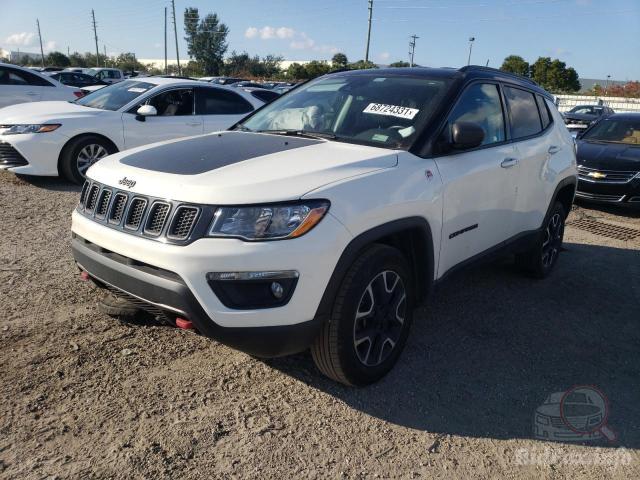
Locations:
208;200;330;241
2;124;61;135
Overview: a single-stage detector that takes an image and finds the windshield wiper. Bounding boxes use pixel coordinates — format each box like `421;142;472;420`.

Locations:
256;129;338;141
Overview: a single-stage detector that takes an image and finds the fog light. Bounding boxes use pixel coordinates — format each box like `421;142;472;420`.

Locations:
271;281;284;299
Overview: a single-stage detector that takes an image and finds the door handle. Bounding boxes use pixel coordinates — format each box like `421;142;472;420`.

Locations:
186;122;201;127
501;157;519;168
548;145;561;155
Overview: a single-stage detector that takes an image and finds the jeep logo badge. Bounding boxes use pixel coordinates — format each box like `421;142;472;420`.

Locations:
118;177;136;189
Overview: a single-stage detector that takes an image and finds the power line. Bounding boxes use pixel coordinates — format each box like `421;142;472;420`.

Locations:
171;0;181;75
409;34;418;67
91;9;100;67
365;0;373;63
36;19;45;68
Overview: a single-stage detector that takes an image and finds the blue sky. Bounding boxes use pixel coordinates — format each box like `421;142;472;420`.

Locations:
1;0;639;80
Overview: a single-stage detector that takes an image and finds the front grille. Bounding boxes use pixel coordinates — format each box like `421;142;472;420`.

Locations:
575;191;625;202
144;202;171;236
578;165;638;184
124;198;147;230
0;142;28;168
76;180;209;245
109;193;128;224
168;206;199;239
95;189;112;218
85;184;100;212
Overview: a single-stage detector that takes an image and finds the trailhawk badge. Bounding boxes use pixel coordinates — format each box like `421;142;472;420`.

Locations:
118;177;136;189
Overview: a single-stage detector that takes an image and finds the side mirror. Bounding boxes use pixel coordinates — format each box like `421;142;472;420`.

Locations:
451;121;485;150
135;105;157;122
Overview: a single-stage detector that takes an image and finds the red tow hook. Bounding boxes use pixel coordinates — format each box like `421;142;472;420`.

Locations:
175;318;195;330
80;270;90;281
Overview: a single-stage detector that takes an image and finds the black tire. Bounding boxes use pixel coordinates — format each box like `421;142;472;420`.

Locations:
515;201;566;278
60;135;115;184
97;292;140;318
311;244;414;386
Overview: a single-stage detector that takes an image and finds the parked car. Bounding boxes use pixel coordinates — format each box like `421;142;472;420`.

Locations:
0;62;82;108
233;81;265;89
0;78;265;183
70;66;577;385
239;87;280;104
563;104;614;131
209;77;246;86
47;71;108;88
575;112;640;205
64;67;96;75
88;68;125;84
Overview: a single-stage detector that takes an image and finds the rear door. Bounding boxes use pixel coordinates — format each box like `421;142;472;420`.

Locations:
195;87;255;133
434;82;519;277
0;66;47;107
122;87;203;149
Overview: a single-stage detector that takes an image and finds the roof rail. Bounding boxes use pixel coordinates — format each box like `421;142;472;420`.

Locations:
458;65;538;86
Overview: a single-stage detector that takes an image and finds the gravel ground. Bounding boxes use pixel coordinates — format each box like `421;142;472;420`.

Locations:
1;170;639;479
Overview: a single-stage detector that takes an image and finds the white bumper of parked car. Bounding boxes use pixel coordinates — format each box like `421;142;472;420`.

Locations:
0;131;68;176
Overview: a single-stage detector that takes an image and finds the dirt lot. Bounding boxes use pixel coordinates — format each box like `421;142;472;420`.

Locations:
0;170;639;479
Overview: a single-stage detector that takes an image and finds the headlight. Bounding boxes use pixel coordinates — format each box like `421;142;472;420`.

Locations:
3;124;61;135
208;200;329;240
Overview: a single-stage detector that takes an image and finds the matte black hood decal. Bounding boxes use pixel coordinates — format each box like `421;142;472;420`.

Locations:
577;140;640;171
120;131;322;175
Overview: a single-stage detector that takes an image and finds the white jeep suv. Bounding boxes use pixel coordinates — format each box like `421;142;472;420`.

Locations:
71;66;577;385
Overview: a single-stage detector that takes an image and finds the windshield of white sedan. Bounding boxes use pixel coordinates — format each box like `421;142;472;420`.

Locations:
238;75;450;148
75;81;155;111
582;118;640;145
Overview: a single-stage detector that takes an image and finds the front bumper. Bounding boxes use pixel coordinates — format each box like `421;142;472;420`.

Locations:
576;176;640;204
71;208;352;356
0;132;68;176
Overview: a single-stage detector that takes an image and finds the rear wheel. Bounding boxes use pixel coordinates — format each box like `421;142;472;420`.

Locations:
516;201;566;278
60;135;115;184
311;244;413;386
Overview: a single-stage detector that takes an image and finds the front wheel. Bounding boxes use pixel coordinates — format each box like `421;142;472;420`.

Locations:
516;201;566;278
311;244;413;386
60;135;115;184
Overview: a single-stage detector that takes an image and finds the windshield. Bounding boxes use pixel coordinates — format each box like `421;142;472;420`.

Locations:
238;74;451;149
582;117;640;145
569;106;602;115
75;80;156;111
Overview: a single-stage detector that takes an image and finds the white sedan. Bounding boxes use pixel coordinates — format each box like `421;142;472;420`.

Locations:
0;62;83;108
0;77;265;183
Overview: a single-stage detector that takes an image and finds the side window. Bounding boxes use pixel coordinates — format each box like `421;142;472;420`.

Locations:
146;88;194;116
0;67;52;87
444;83;506;147
535;95;552;130
504;86;542;139
195;88;254;115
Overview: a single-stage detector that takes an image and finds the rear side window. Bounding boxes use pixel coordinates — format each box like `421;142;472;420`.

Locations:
444;82;506;147
504;86;542;139
196;87;254;115
0;67;53;87
536;95;552;130
250;90;279;104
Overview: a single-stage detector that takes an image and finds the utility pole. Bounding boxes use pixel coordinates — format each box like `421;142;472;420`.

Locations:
164;6;168;74
365;0;373;63
409;34;418;67
171;0;181;75
103;45;107;67
467;37;475;65
67;46;70;57
91;9;100;67
36;19;45;68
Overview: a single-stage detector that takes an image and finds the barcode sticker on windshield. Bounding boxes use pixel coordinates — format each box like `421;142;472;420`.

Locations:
363;103;419;120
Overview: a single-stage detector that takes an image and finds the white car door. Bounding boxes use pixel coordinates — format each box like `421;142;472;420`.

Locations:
434;82;519;277
195;86;256;133
122;87;203;149
0;66;44;107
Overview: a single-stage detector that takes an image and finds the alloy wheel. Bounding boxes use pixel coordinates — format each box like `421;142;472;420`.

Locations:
542;212;564;268
353;270;407;367
77;144;108;176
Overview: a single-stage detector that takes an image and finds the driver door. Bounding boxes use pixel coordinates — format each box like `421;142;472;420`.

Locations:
122;87;203;149
434;82;519;277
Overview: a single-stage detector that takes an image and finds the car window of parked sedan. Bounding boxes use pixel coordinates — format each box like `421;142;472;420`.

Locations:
77;80;156;111
147;88;195;116
0;67;53;87
582;118;640;145
195;87;254;115
504;86;542;139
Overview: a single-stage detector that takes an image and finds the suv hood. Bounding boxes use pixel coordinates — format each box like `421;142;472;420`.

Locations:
577;140;640;171
0;101;104;123
88;131;399;204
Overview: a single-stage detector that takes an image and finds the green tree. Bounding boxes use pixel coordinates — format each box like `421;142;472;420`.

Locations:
286;62;309;80
114;52;144;73
331;52;348;69
530;57;580;93
348;59;377;70
183;7;229;75
500;55;529;77
389;60;410;68
68;52;88;67
304;60;331;79
46;51;70;67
